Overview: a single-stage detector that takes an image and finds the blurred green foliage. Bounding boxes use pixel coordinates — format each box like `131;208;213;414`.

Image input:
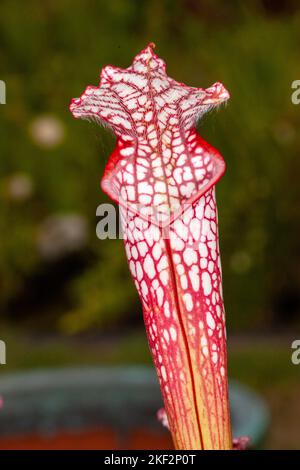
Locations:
0;0;300;332
2;326;298;393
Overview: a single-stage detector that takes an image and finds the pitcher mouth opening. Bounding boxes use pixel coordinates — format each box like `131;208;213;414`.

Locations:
101;133;226;228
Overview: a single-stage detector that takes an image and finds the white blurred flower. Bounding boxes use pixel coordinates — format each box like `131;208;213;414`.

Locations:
29;115;65;148
157;408;169;430
37;214;88;261
6;173;34;201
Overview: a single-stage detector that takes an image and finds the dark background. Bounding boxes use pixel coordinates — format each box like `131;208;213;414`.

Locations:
0;0;300;449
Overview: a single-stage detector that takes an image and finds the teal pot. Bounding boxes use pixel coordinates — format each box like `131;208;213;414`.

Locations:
0;366;269;449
